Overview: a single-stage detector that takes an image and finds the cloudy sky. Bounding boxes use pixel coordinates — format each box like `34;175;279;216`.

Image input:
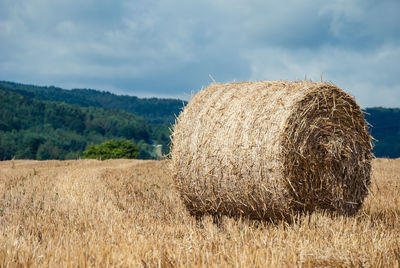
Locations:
0;0;399;107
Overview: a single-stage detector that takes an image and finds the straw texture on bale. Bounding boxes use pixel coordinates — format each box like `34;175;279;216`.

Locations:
171;81;372;222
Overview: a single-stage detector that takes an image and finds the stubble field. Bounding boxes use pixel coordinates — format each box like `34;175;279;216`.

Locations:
0;158;399;267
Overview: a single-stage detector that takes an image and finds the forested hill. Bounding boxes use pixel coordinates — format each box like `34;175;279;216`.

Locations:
0;88;168;160
364;108;400;158
0;81;185;124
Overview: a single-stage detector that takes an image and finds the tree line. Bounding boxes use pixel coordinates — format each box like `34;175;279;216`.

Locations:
0;88;171;160
364;107;400;158
0;81;185;124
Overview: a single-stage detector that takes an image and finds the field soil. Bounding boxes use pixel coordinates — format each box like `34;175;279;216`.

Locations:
0;158;399;267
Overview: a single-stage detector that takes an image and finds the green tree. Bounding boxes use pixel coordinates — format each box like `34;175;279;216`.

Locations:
82;139;139;160
36;140;66;160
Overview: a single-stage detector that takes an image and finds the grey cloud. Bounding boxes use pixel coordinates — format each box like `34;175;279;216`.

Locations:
0;0;399;106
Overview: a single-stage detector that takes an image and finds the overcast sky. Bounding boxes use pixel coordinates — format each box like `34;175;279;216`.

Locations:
0;0;399;107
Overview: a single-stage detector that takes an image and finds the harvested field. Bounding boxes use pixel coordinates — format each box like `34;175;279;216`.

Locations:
0;158;399;267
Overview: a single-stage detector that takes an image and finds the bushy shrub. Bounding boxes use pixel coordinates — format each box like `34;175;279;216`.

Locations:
82;139;139;160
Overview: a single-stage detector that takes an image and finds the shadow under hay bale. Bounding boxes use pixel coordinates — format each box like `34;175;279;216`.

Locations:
171;81;372;223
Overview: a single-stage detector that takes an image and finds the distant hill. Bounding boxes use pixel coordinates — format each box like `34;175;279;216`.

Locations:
0;88;163;160
364;107;400;158
0;81;186;124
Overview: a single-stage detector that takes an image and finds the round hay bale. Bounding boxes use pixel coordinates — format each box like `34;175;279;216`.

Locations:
171;81;372;222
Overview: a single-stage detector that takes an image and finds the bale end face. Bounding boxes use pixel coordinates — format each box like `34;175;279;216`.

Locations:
281;85;372;217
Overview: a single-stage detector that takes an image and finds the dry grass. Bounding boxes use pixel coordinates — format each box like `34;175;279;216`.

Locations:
0;158;399;267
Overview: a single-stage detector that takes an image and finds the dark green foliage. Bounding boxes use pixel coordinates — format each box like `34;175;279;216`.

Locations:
0;81;186;124
364;108;400;158
0;80;180;160
84;107;150;141
0;89;154;160
82;139;139;160
136;140;155;159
